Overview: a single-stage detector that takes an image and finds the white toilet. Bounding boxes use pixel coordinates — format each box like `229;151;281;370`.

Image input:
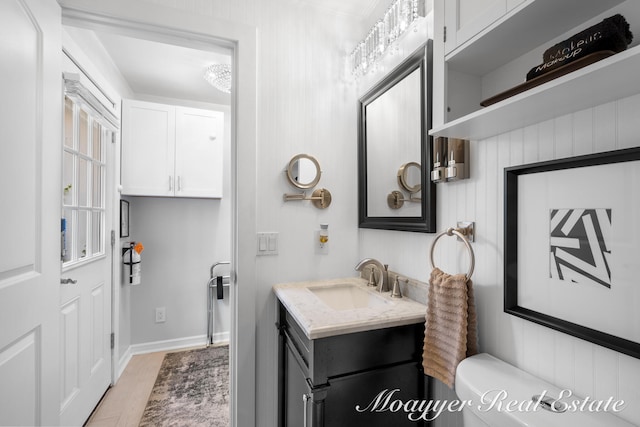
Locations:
455;353;635;427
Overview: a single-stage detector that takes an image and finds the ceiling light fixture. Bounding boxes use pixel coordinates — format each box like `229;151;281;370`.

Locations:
204;64;232;93
350;0;425;78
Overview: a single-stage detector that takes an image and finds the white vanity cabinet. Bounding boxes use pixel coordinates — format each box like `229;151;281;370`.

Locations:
121;99;223;198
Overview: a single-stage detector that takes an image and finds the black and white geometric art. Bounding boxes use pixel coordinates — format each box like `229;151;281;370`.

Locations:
549;208;612;288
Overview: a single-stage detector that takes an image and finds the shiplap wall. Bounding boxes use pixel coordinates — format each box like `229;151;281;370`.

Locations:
360;94;640;426
250;5;361;425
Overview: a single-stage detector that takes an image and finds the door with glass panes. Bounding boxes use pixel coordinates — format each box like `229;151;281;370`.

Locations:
60;94;114;426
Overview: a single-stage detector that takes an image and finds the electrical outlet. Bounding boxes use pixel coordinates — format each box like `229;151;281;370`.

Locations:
155;307;166;323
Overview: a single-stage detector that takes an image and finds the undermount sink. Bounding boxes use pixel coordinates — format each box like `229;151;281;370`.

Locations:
274;277;428;339
309;284;390;310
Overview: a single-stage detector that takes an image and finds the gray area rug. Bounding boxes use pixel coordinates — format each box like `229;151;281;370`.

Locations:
139;345;229;427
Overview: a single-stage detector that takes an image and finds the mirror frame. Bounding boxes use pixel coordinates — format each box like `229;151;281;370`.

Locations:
357;41;435;232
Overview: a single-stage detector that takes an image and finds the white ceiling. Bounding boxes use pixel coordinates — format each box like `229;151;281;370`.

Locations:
87;30;232;106
298;0;379;19
66;27;231;105
66;0;380;106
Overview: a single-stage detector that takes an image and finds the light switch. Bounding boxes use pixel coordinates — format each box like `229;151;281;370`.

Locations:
257;232;278;256
268;233;278;252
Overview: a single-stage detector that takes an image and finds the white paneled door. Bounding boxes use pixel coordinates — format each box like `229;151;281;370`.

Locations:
59;259;112;426
59;94;114;424
0;0;62;425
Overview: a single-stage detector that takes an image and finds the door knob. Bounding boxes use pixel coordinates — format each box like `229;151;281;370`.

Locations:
60;278;77;284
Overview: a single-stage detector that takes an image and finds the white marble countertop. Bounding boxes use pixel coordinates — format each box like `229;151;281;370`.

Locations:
273;277;427;340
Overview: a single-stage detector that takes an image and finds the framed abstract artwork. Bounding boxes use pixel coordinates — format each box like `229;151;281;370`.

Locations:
504;147;640;359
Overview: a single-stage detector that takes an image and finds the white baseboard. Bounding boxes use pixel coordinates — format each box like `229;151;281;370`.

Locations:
129;335;209;355
116;333;230;380
210;331;230;344
129;333;232;356
117;346;133;380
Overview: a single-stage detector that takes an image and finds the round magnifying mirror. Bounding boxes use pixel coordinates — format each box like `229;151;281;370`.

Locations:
286;154;321;189
397;162;421;193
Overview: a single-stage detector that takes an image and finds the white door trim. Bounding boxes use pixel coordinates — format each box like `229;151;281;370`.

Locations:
59;2;258;426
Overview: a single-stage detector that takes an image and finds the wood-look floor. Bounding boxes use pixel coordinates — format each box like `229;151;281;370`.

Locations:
85;350;168;427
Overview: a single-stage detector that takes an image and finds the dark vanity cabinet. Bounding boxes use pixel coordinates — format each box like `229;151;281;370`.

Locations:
277;302;426;427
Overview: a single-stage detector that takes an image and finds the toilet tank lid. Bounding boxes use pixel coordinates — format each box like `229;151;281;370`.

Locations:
454;353;634;427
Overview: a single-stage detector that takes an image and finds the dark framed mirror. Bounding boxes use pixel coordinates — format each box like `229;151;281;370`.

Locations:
358;41;435;232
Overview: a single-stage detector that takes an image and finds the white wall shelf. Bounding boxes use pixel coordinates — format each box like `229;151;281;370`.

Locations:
446;0;625;76
431;44;640;140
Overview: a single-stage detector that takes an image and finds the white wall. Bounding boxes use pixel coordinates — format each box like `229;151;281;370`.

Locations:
359;83;640;427
251;5;362;425
125;194;231;346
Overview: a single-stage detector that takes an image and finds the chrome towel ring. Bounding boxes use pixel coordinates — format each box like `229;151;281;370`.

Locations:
429;226;475;280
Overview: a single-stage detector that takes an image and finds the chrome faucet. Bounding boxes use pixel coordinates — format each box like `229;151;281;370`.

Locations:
354;258;389;293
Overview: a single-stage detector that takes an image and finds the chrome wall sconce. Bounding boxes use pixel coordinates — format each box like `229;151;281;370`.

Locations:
431;137;470;183
283;154;332;209
446;138;469;181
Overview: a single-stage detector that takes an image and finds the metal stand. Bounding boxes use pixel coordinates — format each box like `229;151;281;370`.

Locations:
207;261;230;345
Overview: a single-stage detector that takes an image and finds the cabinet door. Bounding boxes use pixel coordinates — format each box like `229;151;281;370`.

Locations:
324;363;424;426
175;107;224;198
284;341;309;427
121;100;175;196
444;0;507;55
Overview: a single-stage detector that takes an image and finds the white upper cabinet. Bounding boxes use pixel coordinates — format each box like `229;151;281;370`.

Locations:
433;0;629;139
174;106;223;198
121;99;223;198
444;0;515;56
122;100;175;197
